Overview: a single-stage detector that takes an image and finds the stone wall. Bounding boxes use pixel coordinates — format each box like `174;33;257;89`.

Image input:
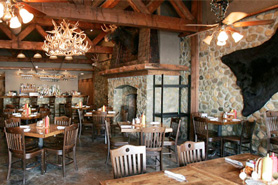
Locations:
180;9;278;155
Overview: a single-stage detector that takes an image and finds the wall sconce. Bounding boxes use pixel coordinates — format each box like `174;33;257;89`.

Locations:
17;52;26;58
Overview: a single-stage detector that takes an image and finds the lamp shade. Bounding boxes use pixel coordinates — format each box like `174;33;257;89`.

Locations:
19;8;34;24
34;53;42;58
49;55;57;60
203;35;213;45
9;16;21;29
232;32;243;43
17;52;26;58
65;56;73;60
217;40;226;46
217;30;228;42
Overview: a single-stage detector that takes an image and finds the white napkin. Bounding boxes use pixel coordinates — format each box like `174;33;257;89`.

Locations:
201;113;208;117
209;118;218;121
31;108;36;110
86;112;92;115
232;119;241;121
108;111;116;114
18;109;23;111
20;125;30;128
57;126;65;130
24;128;31;132
164;170;187;182
86;106;90;108
12;113;20;115
225;157;244;168
120;125;132;129
15;115;21;117
150;122;160;125
30;114;36;117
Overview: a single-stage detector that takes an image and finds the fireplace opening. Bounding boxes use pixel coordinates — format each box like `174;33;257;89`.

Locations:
114;85;137;122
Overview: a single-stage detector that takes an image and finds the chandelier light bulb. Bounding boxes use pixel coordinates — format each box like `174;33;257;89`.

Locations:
203;35;213;45
217;30;228;42
10;16;21;29
0;3;4;19
19;8;34;23
217;40;226;46
232;32;243;43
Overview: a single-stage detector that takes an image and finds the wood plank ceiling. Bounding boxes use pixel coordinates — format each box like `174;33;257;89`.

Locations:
0;0;200;68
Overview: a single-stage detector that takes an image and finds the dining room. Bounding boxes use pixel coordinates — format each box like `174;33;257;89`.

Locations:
0;0;278;185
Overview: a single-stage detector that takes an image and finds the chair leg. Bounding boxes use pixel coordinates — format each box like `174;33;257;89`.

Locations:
222;140;225;157
106;144;110;164
160;152;163;171
174;146;178;164
249;142;253;154
78;122;82;138
73;147;78;171
23;158;26;185
7;151;12;180
168;147;171;158
238;144;241;154
62;154;66;177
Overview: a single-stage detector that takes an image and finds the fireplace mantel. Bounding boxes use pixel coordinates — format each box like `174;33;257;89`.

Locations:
99;63;189;78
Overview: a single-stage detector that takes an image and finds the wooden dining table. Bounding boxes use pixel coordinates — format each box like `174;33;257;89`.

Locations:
206;117;242;136
118;121;173;133
11;113;42;124
100;153;258;185
22;123;65;147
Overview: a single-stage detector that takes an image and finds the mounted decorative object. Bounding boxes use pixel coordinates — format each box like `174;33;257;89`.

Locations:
0;0;34;32
42;19;90;58
185;0;274;46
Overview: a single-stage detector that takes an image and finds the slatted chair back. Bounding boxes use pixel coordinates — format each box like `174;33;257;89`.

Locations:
5;127;25;154
39;107;50;118
110;145;146;179
92;111;107;126
63;124;78;151
3;108;16;119
192;116;209;141
54;116;71;126
177;141;205;166
141;126;165;152
169;118;181;145
5;117;21;128
5;104;15;109
265;110;278;138
241;120;256;141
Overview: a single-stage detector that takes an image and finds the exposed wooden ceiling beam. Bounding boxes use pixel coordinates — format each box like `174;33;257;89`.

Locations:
101;0;120;8
22;0;67;2
127;0;150;14
0;24;13;40
0;66;94;71
31;17;103;30
147;0;163;14
0;56;93;64
18;24;36;41
28;3;198;32
92;31;107;46
0;40;113;54
92;0;104;7
35;24;48;38
169;0;194;20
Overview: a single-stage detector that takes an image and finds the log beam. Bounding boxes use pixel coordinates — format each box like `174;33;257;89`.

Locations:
101;0;120;8
169;0;194;20
0;40;113;54
127;0;150;14
0;66;94;71
28;3;198;32
147;0;164;14
92;31;107;46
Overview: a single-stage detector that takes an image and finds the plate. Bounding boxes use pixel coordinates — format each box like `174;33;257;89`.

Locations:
24;128;31;132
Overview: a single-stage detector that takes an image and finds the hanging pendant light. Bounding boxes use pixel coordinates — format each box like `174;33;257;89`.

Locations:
33;53;42;58
49;55;58;60
17;52;26;58
9;16;21;28
19;8;34;24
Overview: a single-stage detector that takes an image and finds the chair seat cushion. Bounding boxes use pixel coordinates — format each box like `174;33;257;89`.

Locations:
111;137;129;147
270;137;278;145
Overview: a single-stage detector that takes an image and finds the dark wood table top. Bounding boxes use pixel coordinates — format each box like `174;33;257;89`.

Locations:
206;117;242;125
100;153;258;185
11;113;42;120
22;123;65;138
117;122;173;133
84;111;115;118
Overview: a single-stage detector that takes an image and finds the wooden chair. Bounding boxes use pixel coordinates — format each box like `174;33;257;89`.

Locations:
222;120;256;156
110;145;146;179
44;124;79;177
4;127;44;184
192;116;222;158
54;116;71;126
92;111;107;142
3;108;15;119
39;107;50;118
141;126;165;171
5;104;15;109
163;118;181;163
105;120;129;164
5;117;21;128
177;141;206;167
265;110;278;153
77;109;93;139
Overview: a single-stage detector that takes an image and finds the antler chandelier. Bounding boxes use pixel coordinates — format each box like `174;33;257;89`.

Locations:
42;19;90;57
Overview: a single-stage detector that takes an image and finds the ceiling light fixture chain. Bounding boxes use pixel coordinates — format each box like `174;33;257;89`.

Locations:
210;0;230;21
42;19;91;57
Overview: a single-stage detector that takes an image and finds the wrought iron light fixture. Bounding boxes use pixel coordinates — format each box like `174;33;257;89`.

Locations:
0;0;33;31
42;19;90;58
